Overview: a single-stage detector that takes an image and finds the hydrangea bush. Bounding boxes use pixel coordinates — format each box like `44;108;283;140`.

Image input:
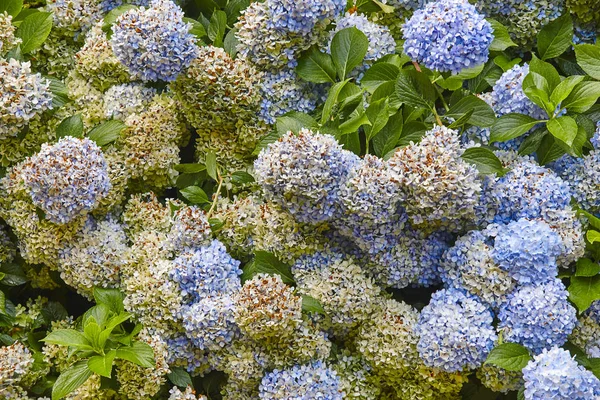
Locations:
2;0;600;399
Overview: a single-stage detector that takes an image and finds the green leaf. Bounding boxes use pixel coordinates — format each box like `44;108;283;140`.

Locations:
183;17;206;39
493;55;522;72
180;186;209;205
296;47;336;83
168;367;194;388
321;80;350;124
395;69;436;110
56;114;84;139
485;343;532;371
550;75;585;106
529;55;561;91
330;27;369;79
102;5;137;36
83;304;110;329
0;263;27;286
339;107;370;135
88;350;116;378
225;0;250;25
563;82;600;113
576;259;600;277
365;98;390;139
231;171;255;185
0;0;23;17
41;302;68;324
488;19;517;52
438;64;485;90
115;341;155;368
522;72;553;115
580;209;600;231
205;151;218;180
52;361;93;400
445;95;496;128
88;120;126;146
537;13;573;60
241;251;295;285
207;10;227;47
575;44;600;80
223;28;238;58
84;319;102;350
16;11;53;54
93;287;125;313
517;388;525;400
372;110;403;157
569;275;600;313
301;295;325;315
537;134;565;164
547;116;578;147
490;113;541;143
588;230;600;244
43;329;93;351
275;112;318;136
361;62;399;93
518;128;547;155
461;147;506;176
47;77;69;109
252;130;282;156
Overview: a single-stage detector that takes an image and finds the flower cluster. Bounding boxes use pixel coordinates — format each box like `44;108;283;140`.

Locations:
403;0;494;73
111;0;198;81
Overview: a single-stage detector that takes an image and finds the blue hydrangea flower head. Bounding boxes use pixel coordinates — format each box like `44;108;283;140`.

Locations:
415;288;497;372
335;155;408;254
169;239;242;302
498;279;577;354
111;0;198;81
522;346;600;400
181;295;239;351
388;125;482;231
442;228;516;309
258;361;343;399
21;137;111;224
167;206;212;252
258;68;324;124
254;129;360;224
481;157;572;224
402;0;493;73
266;0;345;34
0;59;53;139
492;218;563;284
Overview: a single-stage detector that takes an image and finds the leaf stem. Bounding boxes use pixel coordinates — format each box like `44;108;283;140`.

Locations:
207;172;223;218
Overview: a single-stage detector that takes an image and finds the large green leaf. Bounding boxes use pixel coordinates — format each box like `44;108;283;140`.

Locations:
56;114;84;139
88;350;116;378
550;75;585;106
569;275;600;313
537;13;573;60
93;288;125;314
241;251;295;285
575;44;600;80
361;62;400;93
296;47;336;83
115;341;155;368
207;10;227;47
0;0;23;16
461;147;506;176
490;113;541;143
180;186;209;205
321;80;350;124
52;361;93;400
16;11;53;54
42;329;93;351
395;69;436;110
563;82;600;113
445;95;496;128
330;27;369;80
88;120;126;146
485;343;532;371
488;19;516;52
547;116;578;147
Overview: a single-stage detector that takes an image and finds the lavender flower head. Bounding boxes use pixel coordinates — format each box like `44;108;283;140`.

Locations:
258;361;344;399
402;0;493;73
254;129;359;224
21;137;111;224
111;0;198;81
